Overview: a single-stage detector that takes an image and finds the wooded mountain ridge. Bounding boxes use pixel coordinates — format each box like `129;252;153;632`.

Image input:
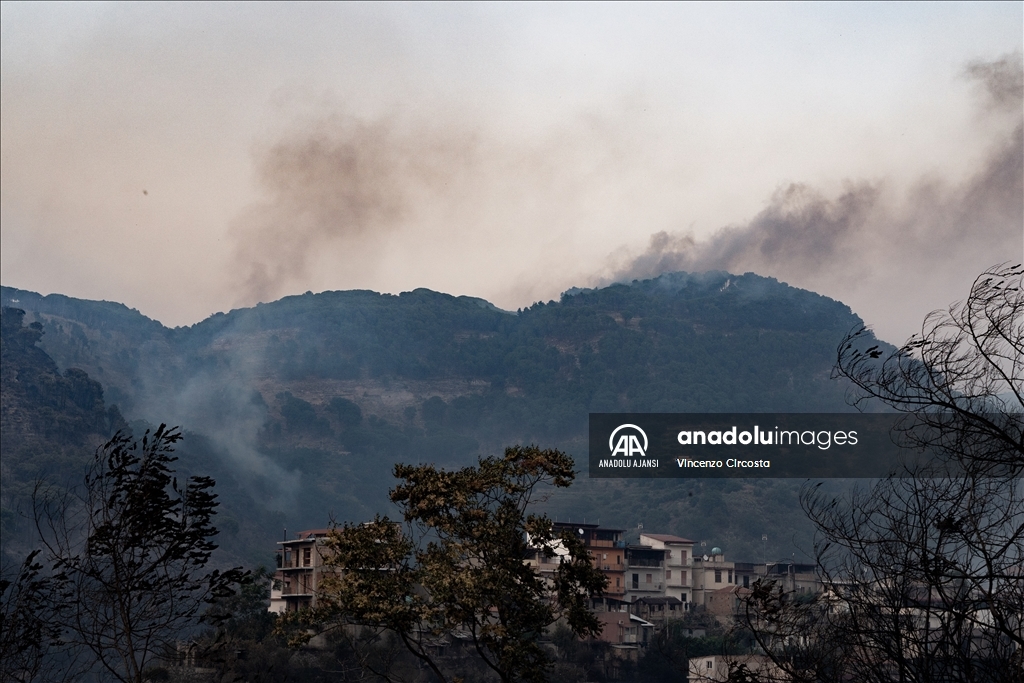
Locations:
1;271;884;566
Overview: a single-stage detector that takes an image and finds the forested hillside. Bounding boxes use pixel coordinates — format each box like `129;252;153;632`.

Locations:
1;272;884;563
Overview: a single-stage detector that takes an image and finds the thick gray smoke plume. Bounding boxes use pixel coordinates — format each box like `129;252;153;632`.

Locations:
230;55;1022;342
232;116;480;303
606;54;1022;341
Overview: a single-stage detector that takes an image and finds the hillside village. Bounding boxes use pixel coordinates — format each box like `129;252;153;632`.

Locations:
270;523;818;654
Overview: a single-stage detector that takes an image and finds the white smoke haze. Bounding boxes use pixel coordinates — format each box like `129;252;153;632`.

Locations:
0;5;1019;520
228;104;660;308
1;4;1021;345
227;53;1021;343
129;324;302;508
597;54;1023;343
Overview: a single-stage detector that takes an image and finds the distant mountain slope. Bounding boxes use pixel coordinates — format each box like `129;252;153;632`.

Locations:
1;272;885;562
0;306;286;568
1;307;124;559
4;271;868;422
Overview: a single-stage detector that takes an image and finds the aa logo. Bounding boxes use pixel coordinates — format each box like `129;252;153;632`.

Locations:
609;424;648;457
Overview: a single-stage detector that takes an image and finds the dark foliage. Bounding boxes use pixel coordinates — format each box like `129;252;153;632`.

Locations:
33;426;248;683
0;550;74;683
284;446;608;683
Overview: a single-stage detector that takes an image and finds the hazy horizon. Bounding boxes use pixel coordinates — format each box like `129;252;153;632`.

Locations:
2;3;1021;343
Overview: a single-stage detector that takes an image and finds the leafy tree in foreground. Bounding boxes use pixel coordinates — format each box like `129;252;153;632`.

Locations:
287;445;608;683
0;550;79;683
741;264;1024;682
34;425;247;683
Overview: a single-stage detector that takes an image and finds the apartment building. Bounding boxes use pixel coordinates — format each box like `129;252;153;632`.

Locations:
758;561;821;595
594;608;655;651
551;522;627;603
625;545;666;602
690;547;737;607
639;533;695;603
705;585;753;626
630;596;687;625
269;529;334;614
688;654;780;682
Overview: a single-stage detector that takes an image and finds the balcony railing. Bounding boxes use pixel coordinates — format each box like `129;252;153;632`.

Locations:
630;583;663;592
628;560;664;568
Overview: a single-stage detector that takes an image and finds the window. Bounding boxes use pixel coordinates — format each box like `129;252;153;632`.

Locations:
616;555;621;564
303;548;312;566
666;549;672;559
682;593;687;603
666;569;672;579
715;569;722;583
743;575;750;588
707;660;714;669
603;553;608;560
616;577;621;587
728;570;733;583
681;550;687;562
646;573;653;584
632;573;639;589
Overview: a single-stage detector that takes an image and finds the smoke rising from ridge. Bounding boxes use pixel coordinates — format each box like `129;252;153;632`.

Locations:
229;107;650;307
232;117;483;304
224;54;1021;343
603;54;1023;341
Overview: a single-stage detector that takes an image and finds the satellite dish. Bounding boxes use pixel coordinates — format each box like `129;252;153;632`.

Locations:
578;528;585;535
703;554;710;561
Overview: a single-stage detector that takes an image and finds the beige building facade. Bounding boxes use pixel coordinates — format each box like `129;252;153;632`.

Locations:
269;529;334;614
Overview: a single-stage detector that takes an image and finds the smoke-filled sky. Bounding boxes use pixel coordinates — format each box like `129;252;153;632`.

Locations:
2;3;1021;343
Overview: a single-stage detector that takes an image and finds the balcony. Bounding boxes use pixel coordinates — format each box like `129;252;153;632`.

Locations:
627;559;664;568
630;583;663;592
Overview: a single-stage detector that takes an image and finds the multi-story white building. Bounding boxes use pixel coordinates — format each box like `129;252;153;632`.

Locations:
624;545;666;602
639;533;695;604
690;547;736;607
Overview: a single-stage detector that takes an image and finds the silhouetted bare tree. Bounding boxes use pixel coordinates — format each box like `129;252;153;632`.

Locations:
741;264;1024;682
